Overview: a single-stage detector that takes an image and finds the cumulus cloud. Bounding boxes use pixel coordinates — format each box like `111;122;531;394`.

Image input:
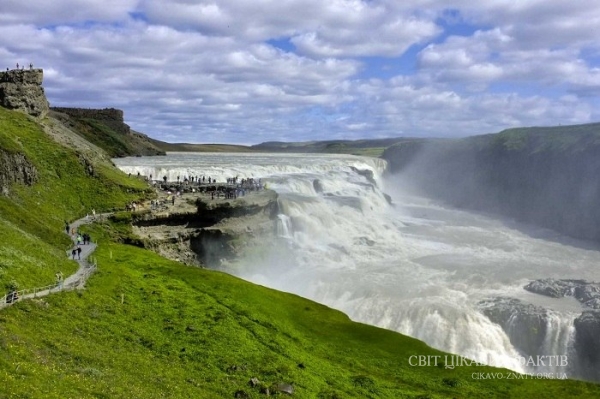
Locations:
0;1;598;143
0;0;137;24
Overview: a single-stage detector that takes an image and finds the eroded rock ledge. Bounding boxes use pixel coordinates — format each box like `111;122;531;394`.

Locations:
130;187;278;267
0;149;38;196
524;279;600;309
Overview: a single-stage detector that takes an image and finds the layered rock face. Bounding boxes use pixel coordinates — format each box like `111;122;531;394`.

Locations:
0;149;38;195
130;187;278;267
478;297;551;359
0;69;49;118
51;107;130;135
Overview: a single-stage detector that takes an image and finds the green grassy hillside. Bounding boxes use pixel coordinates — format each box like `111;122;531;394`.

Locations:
0;107;149;290
49;110;165;158
1;108;600;397
4;226;600;398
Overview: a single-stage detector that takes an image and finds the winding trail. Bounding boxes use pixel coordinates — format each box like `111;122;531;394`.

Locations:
0;213;108;308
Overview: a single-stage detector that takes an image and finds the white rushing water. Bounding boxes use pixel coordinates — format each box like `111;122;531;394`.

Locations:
114;152;600;376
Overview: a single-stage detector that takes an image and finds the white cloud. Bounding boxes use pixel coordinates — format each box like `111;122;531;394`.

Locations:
0;1;598;143
0;0;137;24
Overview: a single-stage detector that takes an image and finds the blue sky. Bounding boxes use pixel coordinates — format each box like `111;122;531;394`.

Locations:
1;1;599;144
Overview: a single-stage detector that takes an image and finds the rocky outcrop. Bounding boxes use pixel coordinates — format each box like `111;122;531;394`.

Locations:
0;149;38;195
0;69;49;118
51;107;129;135
478;297;550;358
574;311;600;380
524;279;600;309
313;179;324;193
131;188;278;267
350;166;376;186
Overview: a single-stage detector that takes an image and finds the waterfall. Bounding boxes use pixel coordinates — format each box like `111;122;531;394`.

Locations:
276;214;293;238
113;152;600;381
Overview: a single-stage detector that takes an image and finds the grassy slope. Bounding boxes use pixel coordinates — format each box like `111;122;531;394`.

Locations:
80;118;143;158
1;110;600;397
460;122;600;153
50;111;165;158
3;229;600;399
0;107;149;290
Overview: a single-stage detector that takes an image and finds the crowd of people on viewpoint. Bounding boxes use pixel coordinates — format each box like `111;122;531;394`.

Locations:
126;172;267;212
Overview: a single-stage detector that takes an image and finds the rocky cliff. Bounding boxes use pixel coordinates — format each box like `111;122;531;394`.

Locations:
128;186;278;267
382;123;600;243
50;107;166;157
0;149;38;196
0;69;49;118
51;107;129;135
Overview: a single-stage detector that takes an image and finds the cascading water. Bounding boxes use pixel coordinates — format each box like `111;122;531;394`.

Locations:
114;152;600;380
276;214;293;239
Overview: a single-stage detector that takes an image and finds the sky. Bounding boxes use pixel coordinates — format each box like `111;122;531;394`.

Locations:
2;1;600;144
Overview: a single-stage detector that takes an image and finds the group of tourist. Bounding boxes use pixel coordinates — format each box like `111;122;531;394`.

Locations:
3;63;34;72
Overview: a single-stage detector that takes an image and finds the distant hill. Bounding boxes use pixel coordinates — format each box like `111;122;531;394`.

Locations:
146;139;255;153
252;137;410;157
145;136;412;158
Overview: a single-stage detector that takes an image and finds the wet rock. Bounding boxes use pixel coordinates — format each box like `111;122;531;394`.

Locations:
355;237;375;246
524;279;581;298
383;192;393;205
350;166;376;186
313;179;324;193
478;297;549;357
574;284;600;309
574;311;600;380
524;279;600;309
